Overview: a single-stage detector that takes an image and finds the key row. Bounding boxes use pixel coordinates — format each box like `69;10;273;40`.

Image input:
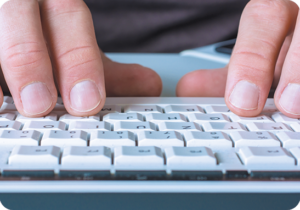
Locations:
2;129;300;149
7;145;300;167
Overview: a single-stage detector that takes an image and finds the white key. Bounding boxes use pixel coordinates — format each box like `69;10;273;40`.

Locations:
164;105;204;114
99;105;122;117
124;105;163;114
276;132;300;149
137;131;184;148
59;114;100;125
3;96;13;104
41;130;88;148
0;130;41;146
289;123;300;132
184;131;232;149
246;122;292;134
158;122;202;133
16;113;57;124
68;121;111;133
230;131;280;148
103;113;144;123
0;113;16;121
23;121;66;134
8;145;60;165
114;146;164;168
1;103;16;111
61;146;111;167
229;114;273;124
289;147;300;165
165;147;216;166
215;151;242;165
0;121;22;130
238;146;295;166
188;113;230;123
205;105;231;114
56;97;63;105
145;113;187;123
202;122;246;133
90;131;135;148
114;121;156;133
272;113;300;124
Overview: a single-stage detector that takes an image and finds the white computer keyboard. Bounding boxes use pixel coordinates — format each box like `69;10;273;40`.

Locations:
0;96;299;181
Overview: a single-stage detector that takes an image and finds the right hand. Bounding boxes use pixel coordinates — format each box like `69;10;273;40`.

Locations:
0;0;162;117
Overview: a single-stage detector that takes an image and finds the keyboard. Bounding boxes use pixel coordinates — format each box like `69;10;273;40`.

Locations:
1;96;300;193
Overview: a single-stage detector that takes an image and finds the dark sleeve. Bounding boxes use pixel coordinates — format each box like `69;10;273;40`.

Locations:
85;0;249;53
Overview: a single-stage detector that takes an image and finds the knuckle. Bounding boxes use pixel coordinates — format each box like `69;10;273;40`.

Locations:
4;42;45;70
247;0;290;23
233;49;273;69
231;63;271;80
57;46;99;72
43;0;87;16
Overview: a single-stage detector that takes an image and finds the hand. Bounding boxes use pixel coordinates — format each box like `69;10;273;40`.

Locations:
0;0;162;117
177;0;300;118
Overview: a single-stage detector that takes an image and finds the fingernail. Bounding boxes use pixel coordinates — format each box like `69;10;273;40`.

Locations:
21;82;53;115
279;83;300;115
70;80;101;112
229;80;259;110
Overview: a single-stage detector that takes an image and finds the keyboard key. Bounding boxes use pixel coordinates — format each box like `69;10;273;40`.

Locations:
239;147;295;166
124;105;163;114
230;131;280;148
250;171;300;179
114;121;156;133
205;105;231;114
215;151;242;165
115;170;166;180
226;170;249;179
16;113;57;124
3;96;13;104
90;131;135;148
41;130;88;148
0;113;16;121
2;170;55;177
137;131;184;148
289;123;300;132
158;122;202;133
0;130;41;146
68;121;111;133
164;105;204;114
171;170;223;180
165;147;216;166
23;121;66;134
246;122;292;133
99;105;122;116
0;121;22;130
202;122;246;133
1;103;16;111
103;113;144;123
272;113;300;124
184;131;232;149
8;145;60;165
277;132;300;149
288;147;300;165
61;146;111;167
59;114;100;125
229;114;273;124
145;113;187;123
114;146;164;168
59;170;111;179
188;113;230;123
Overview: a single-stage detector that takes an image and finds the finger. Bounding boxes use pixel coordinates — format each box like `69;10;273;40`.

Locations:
101;52;162;97
225;0;294;117
40;0;105;116
274;4;300;117
176;67;228;97
0;0;57;116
